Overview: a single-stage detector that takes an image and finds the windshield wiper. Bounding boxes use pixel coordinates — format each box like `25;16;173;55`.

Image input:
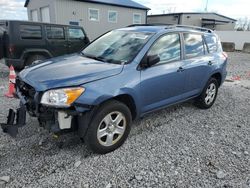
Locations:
106;59;125;65
81;53;107;62
81;52;125;64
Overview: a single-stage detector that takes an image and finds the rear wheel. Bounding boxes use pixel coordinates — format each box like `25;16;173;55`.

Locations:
25;54;46;66
195;78;219;109
84;100;132;154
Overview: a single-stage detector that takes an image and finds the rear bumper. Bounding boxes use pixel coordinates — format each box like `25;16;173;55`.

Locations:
222;71;227;83
221;71;227;85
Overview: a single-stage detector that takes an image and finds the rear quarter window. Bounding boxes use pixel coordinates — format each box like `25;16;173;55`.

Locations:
20;25;42;39
68;28;85;40
183;33;205;59
204;34;218;53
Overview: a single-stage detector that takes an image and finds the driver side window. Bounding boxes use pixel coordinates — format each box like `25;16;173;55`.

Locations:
148;33;181;65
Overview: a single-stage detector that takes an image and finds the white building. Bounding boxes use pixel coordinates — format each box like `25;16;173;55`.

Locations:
24;0;150;40
147;12;236;31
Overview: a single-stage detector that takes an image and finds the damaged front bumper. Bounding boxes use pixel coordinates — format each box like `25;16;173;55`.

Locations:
1;107;26;137
1;77;92;137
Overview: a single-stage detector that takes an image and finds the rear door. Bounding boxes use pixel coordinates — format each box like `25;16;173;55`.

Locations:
45;25;68;56
181;33;213;97
18;24;45;59
67;27;89;54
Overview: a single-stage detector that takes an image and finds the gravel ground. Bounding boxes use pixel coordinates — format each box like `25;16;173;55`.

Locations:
0;52;249;188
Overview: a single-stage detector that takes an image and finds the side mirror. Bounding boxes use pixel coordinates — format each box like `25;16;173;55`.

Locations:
147;55;160;67
141;54;160;68
84;37;90;43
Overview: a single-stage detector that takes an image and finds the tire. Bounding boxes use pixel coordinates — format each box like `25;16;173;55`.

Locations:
84;100;132;154
25;54;46;66
195;78;219;109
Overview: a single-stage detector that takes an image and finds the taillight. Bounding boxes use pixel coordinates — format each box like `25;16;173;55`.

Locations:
222;52;228;59
8;45;15;54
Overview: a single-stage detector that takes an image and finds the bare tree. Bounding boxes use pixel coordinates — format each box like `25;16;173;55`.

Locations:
235;17;250;31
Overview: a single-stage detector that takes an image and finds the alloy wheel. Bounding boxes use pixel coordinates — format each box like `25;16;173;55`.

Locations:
97;111;126;147
205;83;217;105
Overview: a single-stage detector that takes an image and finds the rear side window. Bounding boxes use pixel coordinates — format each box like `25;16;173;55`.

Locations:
20;25;42;39
46;26;65;39
68;28;85;40
184;33;204;58
204;35;218;53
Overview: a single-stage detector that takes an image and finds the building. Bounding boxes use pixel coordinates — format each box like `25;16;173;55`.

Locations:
24;0;150;40
147;12;237;31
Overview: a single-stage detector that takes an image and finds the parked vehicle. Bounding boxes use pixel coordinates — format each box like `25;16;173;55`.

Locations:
0;20;90;69
1;25;228;154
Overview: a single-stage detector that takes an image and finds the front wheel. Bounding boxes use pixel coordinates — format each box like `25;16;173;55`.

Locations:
195;78;219;109
84;100;132;154
25;54;46;66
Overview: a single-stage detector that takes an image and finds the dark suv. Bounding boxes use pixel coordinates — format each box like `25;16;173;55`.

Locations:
1;25;228;154
0;20;90;69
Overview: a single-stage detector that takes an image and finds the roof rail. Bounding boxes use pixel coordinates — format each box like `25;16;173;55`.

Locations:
127;23;172;27
167;25;213;33
126;24;213;33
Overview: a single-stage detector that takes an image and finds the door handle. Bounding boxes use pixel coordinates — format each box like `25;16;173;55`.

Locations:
177;67;185;72
208;61;214;66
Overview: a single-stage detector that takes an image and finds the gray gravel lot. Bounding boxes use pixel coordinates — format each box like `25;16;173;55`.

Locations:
0;52;249;187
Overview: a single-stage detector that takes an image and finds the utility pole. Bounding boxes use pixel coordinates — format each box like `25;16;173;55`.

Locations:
205;0;208;12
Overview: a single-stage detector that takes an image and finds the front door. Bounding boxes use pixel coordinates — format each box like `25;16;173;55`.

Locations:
140;33;186;113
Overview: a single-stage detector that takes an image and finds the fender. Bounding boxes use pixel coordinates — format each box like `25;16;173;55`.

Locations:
92;88;141;119
210;70;225;86
77;89;139;138
21;48;53;60
210;69;222;77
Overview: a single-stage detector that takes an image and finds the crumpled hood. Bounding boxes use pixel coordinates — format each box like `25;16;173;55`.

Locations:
19;54;124;91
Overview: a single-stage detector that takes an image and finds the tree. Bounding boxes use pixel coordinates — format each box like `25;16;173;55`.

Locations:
235;17;250;31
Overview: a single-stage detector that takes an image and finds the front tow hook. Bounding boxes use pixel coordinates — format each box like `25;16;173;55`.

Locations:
1;107;26;137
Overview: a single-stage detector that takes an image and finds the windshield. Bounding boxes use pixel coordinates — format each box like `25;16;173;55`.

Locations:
82;30;153;64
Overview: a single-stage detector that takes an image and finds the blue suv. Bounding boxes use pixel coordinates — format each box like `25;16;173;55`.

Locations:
1;25;228;154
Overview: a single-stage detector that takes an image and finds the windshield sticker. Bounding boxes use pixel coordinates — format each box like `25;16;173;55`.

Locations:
131;33;149;40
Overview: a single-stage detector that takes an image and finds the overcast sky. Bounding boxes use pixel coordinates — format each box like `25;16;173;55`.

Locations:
0;0;249;20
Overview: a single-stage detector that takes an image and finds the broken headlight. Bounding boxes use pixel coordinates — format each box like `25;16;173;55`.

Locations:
41;87;85;107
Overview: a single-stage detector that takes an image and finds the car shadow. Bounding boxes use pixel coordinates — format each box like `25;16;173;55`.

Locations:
0;76;199;162
36;100;196;156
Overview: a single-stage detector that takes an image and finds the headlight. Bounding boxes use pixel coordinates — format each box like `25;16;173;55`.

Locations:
41;87;85;107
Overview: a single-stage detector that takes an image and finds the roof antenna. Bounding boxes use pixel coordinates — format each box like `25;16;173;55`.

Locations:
205;0;208;12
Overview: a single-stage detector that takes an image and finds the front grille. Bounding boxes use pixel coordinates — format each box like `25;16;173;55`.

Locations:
16;77;37;114
16;77;36;99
